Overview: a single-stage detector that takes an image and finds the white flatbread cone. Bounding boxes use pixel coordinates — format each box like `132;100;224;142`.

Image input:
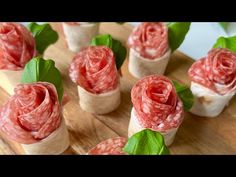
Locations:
77;85;121;114
128;107;179;146
0;70;22;95
190;82;236;117
62;23;99;52
21;116;70;155
128;48;171;79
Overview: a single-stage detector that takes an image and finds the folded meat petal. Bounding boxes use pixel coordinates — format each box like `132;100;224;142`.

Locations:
131;75;183;131
127;22;169;59
88;137;127;155
69;46;119;94
0;22;37;70
188;48;236;95
0;82;61;144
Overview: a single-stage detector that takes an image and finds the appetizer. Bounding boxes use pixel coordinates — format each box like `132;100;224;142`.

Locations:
88;129;169;155
0;22;37;70
62;22;99;52
188;48;236;117
128;75;184;146
0;22;58;95
69;34;126;114
0;57;69;154
69;46;120;114
127;22;190;79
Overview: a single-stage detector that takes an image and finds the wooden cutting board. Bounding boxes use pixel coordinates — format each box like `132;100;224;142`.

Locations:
0;22;236;155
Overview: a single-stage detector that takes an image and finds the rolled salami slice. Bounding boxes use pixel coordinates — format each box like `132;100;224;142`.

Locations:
88;137;127;155
127;22;170;78
62;22;99;52
0;22;37;95
69;46;120;114
0;22;37;71
188;48;236;117
128;75;184;146
0;82;70;154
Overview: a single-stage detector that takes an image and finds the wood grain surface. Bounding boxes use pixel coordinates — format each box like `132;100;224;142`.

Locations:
0;22;235;154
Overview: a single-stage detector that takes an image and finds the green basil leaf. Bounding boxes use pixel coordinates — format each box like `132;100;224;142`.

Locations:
213;35;236;52
21;57;63;103
91;34;113;48
219;22;229;31
123;129;170;155
167;22;191;52
172;80;193;111
91;34;127;70
27;22;59;55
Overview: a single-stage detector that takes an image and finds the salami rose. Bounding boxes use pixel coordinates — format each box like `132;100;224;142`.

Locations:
131;75;183;132
0;82;61;144
188;48;236;95
69;46;119;94
88;137;127;155
0;22;37;70
127;22;169;59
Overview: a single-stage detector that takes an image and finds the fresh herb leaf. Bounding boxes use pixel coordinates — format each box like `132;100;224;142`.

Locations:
213;35;236;53
27;22;59;55
123;129;170;155
167;22;191;52
219;22;229;31
91;34;113;47
21;57;63;103
172;80;193;111
91;34;127;69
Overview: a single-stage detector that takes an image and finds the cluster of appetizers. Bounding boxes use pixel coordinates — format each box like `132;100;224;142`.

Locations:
0;22;235;155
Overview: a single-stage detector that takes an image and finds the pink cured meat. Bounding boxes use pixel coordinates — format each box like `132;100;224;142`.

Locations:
69;46;119;94
0;22;37;70
188;48;236;95
88;137;127;155
0;82;61;144
131;75;183;132
127;22;169;59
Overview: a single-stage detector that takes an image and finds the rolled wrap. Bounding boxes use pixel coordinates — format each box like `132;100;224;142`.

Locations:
128;75;184;146
0;22;37;95
62;22;99;52
78;85;120;114
127;22;170;79
128;107;179;146
0;82;70;154
69;46;120;114
22;117;69;155
188;48;236;117
128;48;171;79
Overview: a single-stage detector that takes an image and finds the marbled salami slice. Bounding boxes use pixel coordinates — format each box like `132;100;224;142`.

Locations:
188;48;236;95
131;75;183;132
88;137;127;155
0;22;37;70
0;82;61;144
69;46;119;94
127;22;169;59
